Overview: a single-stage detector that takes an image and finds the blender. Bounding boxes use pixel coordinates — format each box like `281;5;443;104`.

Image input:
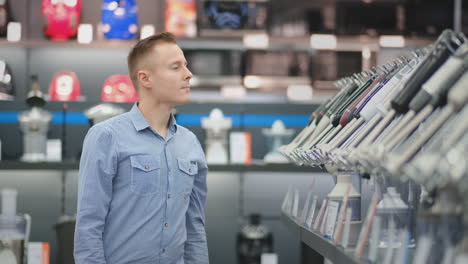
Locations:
0;189;31;264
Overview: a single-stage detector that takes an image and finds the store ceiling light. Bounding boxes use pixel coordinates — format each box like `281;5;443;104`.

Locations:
243;76;261;89
287;84;313;101
310;34;337;50
140;25;155;40
7;22;21;42
243;34;269;49
77;24;93;44
379;35;405;48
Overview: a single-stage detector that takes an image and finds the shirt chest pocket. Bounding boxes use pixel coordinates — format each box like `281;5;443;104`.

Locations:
177;158;198;195
130;155;160;196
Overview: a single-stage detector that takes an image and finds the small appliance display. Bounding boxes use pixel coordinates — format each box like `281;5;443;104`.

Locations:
41;0;81;41
201;108;232;164
0;60;13;100
101;74;138;103
101;0;138;40
165;0;197;37
48;70;81;101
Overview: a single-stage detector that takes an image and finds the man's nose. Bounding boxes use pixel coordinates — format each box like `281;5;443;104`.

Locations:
184;66;193;80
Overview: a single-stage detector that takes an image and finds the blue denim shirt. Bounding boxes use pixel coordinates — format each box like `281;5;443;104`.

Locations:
74;104;209;264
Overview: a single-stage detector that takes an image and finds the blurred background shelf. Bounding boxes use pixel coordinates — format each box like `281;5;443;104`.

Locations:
0;160;322;173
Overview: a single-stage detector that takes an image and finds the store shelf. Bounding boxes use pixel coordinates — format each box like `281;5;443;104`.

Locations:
0;35;435;51
0;161;322;173
281;210;302;238
281;212;364;264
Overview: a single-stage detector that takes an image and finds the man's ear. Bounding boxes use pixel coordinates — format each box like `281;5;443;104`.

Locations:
137;69;152;90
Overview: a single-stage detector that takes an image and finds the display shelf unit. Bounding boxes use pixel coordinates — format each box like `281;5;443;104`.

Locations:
281;212;364;264
0;160;323;173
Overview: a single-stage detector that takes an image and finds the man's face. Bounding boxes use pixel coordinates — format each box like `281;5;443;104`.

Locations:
143;43;192;106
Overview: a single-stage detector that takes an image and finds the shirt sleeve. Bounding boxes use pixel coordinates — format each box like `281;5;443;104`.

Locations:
184;138;209;264
74;125;118;264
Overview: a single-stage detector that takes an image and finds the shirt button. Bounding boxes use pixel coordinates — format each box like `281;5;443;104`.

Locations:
162;248;165;253
165;223;169;228
145;165;149;169
188;169;192;173
168;194;172;199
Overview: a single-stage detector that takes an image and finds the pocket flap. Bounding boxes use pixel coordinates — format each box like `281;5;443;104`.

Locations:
130;155;159;172
177;159;198;175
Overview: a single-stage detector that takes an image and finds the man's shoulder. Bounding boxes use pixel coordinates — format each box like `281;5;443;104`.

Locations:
175;124;197;140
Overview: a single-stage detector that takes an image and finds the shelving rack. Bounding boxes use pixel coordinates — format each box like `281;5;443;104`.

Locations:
281;212;365;264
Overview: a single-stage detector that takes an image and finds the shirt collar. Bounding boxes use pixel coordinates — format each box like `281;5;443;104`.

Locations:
168;112;178;133
129;103;177;133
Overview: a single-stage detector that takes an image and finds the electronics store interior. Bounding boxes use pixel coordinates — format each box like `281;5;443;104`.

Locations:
1;0;468;264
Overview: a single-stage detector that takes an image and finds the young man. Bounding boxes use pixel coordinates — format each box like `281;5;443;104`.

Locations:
74;32;209;264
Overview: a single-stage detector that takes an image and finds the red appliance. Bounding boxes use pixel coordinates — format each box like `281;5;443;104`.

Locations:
101;75;138;103
49;70;81;101
42;0;81;41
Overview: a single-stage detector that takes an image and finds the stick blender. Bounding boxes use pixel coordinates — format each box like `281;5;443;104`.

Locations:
202;108;232;164
262;120;294;163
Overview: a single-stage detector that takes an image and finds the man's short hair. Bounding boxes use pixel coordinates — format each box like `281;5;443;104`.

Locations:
127;32;177;88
